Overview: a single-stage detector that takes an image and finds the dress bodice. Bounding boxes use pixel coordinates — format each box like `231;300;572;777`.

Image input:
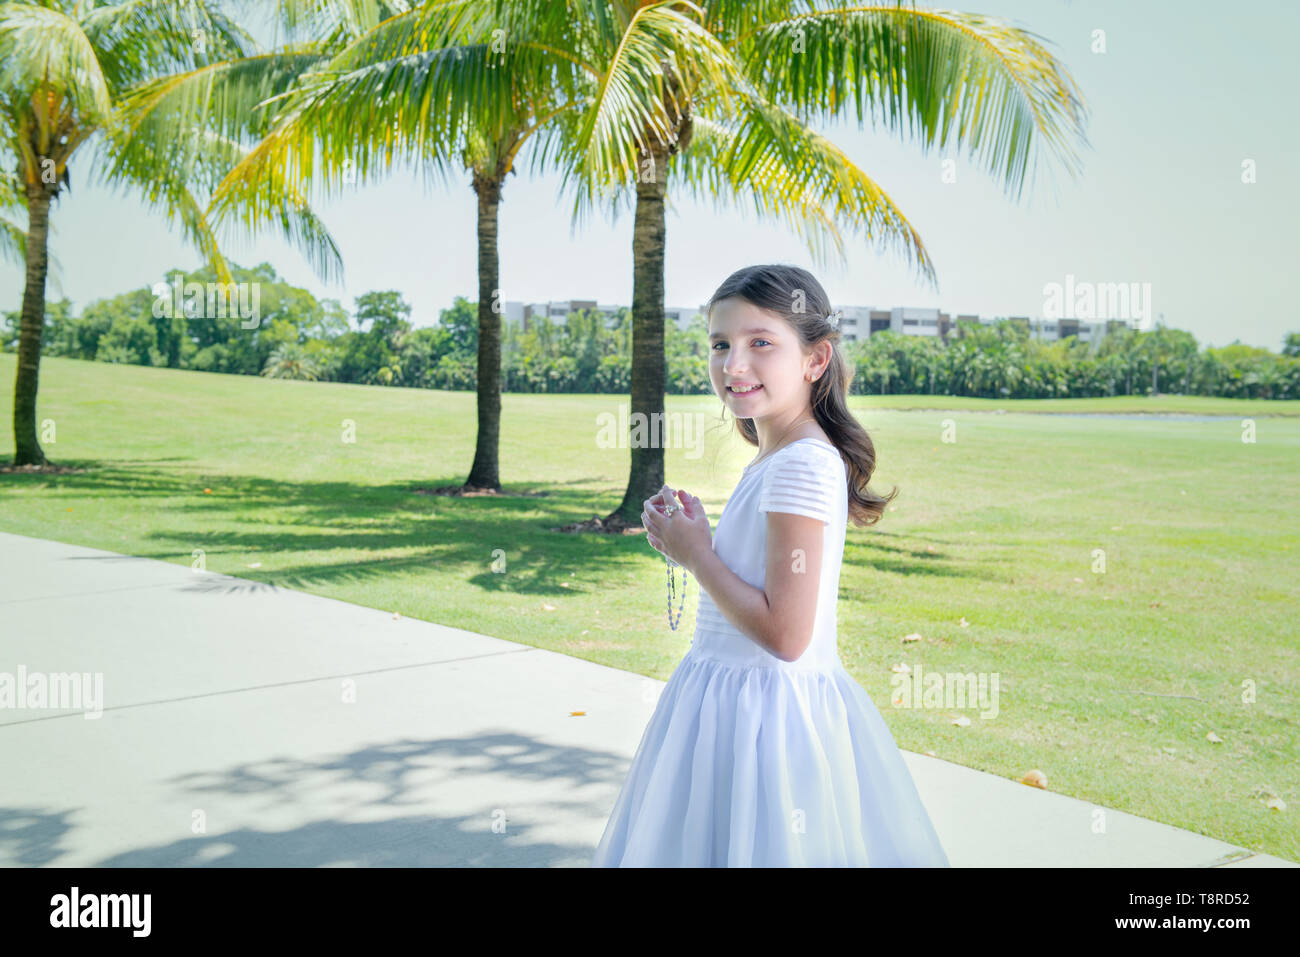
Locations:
690;438;849;672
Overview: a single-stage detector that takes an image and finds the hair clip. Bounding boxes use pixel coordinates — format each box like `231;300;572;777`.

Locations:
826;309;842;330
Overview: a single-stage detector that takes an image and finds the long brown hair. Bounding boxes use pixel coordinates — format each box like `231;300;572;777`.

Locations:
706;263;898;527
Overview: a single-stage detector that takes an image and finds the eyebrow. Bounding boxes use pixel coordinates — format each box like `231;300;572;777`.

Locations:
709;327;778;341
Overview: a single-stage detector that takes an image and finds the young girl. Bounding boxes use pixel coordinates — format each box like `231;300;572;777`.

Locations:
591;264;950;867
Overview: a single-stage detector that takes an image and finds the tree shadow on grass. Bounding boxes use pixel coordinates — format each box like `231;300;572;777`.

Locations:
1;458;998;594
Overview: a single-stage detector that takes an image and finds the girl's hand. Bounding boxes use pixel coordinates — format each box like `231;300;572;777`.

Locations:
642;486;711;573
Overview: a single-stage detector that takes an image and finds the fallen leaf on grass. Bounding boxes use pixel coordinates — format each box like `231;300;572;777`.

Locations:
1021;769;1048;789
542;603;556;611
1206;731;1223;744
891;662;912;674
952;716;971;727
901;633;921;644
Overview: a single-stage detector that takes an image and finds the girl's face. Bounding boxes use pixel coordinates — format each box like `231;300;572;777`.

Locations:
708;297;814;420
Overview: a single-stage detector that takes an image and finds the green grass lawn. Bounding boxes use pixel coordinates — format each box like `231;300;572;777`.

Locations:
2;353;1297;861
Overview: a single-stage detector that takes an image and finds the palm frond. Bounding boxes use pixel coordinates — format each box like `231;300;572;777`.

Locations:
109;51;332;195
205;0;580;226
199;129;345;284
94;114;342;284
253;0;415;47
699;0;806;43
572;1;742;186
0;211;26;267
675;100;935;282
165;175;237;286
81;0;258;89
743;1;1090;198
0;4;112;126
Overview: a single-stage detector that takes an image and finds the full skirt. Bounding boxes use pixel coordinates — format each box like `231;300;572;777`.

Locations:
591;648;950;867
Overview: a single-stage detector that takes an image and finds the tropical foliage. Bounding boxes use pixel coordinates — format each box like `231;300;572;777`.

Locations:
7;278;1297;399
0;0;342;465
170;0;1090;517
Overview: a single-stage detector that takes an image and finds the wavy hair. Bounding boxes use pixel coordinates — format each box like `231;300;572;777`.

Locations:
706;263;898;527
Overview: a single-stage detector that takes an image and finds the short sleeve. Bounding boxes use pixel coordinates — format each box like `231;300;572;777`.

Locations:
757;443;843;525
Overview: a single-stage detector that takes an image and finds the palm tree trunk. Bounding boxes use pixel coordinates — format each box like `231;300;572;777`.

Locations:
12;186;52;466
609;145;670;525
465;171;503;491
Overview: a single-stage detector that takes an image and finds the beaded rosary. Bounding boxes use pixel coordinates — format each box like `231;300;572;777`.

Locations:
661;501;688;631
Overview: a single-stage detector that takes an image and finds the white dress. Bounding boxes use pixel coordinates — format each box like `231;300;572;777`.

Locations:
592;437;950;867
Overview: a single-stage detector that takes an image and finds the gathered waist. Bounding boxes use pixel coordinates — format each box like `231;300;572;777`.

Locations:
690;588;841;671
689;626;843;674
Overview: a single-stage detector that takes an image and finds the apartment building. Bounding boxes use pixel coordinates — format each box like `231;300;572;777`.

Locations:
503;300;1125;343
505;300;700;330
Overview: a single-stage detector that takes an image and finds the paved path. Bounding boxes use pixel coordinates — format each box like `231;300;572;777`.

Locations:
0;530;1293;867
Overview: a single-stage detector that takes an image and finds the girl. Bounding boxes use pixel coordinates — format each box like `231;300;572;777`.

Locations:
591;264;950;867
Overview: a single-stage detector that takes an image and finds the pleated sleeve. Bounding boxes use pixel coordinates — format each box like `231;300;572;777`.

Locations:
757;443;843;525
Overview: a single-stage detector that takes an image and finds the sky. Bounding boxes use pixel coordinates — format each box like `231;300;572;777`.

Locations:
4;0;1296;350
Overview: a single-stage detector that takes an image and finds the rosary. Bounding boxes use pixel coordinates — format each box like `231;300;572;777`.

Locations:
661;501;689;631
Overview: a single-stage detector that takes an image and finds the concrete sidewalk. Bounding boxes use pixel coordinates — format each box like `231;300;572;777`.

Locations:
0;530;1293;868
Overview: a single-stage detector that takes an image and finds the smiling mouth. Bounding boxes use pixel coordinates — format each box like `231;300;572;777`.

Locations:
727;384;763;394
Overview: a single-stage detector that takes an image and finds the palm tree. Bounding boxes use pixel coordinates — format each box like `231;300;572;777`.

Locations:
198;0;582;493
263;341;321;379
0;0;343;467
517;0;1090;524
201;1;1087;525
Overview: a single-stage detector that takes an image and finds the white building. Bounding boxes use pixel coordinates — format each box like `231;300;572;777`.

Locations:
506;300;702;331
503;299;1124;343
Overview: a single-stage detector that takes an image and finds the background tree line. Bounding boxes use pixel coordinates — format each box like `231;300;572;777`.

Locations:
6;261;1298;400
